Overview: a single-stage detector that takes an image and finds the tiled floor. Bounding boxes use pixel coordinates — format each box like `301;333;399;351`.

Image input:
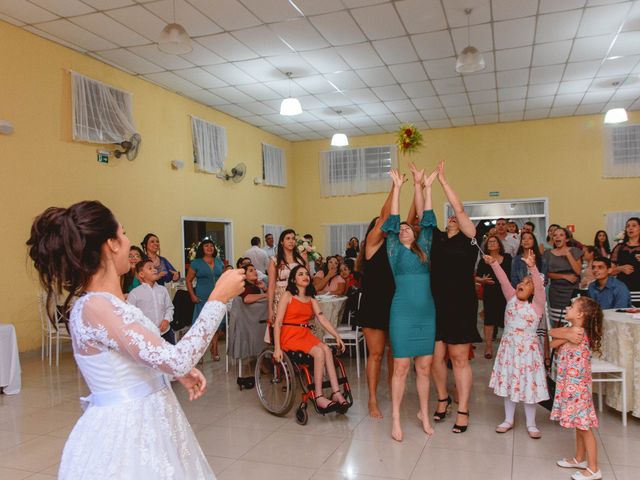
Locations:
1;345;639;479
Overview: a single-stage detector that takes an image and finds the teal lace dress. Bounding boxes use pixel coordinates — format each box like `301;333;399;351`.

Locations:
381;211;437;358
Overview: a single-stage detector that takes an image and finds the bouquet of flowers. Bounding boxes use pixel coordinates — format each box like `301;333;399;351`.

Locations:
296;235;321;263
396;123;423;155
613;231;625;243
187;241;200;261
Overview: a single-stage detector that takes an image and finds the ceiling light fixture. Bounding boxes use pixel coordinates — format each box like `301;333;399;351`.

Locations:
280;72;302;116
331;110;349;147
455;8;486;74
604;108;628;124
158;0;193;55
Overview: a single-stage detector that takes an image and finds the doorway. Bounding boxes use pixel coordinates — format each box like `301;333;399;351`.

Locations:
181;217;234;275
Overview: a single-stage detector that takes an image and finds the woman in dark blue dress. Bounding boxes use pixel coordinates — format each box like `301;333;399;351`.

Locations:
382;165;438;442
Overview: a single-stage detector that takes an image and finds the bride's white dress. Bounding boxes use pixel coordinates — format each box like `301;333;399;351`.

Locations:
59;291;226;480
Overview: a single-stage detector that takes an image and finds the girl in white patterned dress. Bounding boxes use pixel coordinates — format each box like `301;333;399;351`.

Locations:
485;250;549;439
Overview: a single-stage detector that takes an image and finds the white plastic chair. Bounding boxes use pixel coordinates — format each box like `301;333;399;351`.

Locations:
323;292;367;378
592;357;627;426
630;291;640;307
38;293;72;367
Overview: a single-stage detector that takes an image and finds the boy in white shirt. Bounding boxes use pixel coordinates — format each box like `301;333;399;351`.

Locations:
128;259;175;344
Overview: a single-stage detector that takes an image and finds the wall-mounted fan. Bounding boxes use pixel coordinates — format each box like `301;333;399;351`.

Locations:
113;133;141;161
216;163;246;183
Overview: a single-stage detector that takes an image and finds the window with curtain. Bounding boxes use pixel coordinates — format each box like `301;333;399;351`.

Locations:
71;71;136;144
263;224;286;242
191;116;227;174
603;124;640;178
320;145;397;197
262;143;286;187
325;223;369;257
606;211;640;242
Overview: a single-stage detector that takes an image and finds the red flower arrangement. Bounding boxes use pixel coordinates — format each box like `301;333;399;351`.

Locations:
396;123;423;155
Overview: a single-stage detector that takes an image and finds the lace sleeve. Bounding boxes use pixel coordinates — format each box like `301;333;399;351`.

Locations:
79;295;226;377
418;210;436;254
381;214;401;273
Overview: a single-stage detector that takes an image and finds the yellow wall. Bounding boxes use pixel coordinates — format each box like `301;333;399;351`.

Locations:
0;21;295;351
292;114;640;254
2;19;639;352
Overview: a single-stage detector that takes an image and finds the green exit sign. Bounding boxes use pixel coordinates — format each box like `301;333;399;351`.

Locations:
489;191;499;197
97;151;109;164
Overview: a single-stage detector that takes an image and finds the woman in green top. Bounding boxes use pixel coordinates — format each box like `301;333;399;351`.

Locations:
121;246;145;294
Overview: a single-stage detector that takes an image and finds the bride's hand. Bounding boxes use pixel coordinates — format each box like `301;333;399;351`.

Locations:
177;368;207;401
208;268;246;303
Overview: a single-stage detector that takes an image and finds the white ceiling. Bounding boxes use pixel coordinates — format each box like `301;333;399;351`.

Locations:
2;0;640;141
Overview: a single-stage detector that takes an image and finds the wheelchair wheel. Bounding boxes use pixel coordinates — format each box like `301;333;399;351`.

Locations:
255;347;296;416
295;403;308;425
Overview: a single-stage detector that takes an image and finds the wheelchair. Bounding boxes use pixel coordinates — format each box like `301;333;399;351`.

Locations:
254;344;353;425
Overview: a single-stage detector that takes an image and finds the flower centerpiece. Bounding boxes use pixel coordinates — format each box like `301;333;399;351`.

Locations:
613;231;625;244
396;123;423;155
187;240;223;261
296;235;321;264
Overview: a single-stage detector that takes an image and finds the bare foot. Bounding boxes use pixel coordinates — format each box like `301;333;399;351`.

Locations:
391;417;403;442
368;400;383;419
417;412;435;436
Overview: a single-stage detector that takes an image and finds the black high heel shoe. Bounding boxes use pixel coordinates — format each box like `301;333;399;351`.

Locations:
315;395;337;415
452;411;469;433
433;396;452;422
331;391;350;414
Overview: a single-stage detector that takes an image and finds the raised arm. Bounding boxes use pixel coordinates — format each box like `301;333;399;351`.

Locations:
520;251;546;316
365;186;394;258
437;161;476;238
409;162;425;223
486;255;516;300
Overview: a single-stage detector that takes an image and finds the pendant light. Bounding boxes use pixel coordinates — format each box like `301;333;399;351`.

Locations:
604;108;628;124
280;72;302;116
158;0;193;55
331;110;349;147
455;8;486;74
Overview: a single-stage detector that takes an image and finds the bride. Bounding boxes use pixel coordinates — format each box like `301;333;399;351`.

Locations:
27;200;245;479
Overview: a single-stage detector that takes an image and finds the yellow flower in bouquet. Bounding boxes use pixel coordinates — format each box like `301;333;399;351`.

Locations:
396;123;423;155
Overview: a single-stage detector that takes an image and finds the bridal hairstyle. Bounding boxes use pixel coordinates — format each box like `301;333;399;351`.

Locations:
27;200;119;320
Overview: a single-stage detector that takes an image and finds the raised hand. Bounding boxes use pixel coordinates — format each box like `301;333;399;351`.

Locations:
208;268;246;303
436;160;446;184
409;162;425;185
423;168;438;188
483;254;496;265
389;169;406;189
522;249;536;268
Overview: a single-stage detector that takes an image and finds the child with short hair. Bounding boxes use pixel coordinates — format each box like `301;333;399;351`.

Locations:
549;297;603;480
128;259;175;344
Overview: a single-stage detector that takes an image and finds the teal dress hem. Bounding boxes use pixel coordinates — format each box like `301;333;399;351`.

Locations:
381;211;437;358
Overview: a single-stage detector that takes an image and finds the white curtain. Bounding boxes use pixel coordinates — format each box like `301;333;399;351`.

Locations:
263;224;285;242
319;145;396;197
71;71;136;144
603;124;640;178
191;116;227;174
606;211;640;243
325;223;369;257
262;143;286;187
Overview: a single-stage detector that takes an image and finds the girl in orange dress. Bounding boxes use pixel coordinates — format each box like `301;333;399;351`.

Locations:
273;265;347;413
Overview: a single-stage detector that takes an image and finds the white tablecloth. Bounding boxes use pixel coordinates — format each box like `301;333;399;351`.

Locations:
602;309;640;418
0;323;21;395
313;296;347;339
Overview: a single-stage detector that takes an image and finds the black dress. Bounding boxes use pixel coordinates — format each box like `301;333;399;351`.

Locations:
611;243;640;291
431;229;482;344
356;239;395;331
476;254;512;328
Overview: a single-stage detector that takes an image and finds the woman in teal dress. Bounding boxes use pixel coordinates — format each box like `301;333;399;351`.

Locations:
382;164;438;443
186;239;224;359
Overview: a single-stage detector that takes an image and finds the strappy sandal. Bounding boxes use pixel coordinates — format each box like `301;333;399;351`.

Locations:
315;395;337;415
452;411;469;433
331;390;350;414
495;421;513;433
433;395;452;422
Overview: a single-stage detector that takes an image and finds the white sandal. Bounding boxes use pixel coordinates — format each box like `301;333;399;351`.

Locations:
495;422;513;433
557;458;588;469
571;467;602;480
526;426;542;439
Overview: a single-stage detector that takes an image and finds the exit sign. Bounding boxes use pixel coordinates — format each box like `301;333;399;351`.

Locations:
489;191;499;197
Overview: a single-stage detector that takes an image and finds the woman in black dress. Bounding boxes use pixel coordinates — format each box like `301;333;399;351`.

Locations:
611;217;640;295
430;162;482;434
356;182;418;418
475;235;512;359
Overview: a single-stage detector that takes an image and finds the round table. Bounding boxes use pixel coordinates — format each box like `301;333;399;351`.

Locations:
602;309;640;418
0;323;21;395
313;295;348;339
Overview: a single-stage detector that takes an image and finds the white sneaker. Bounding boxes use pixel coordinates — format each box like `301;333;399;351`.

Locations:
571;467;602;480
557;458;588;469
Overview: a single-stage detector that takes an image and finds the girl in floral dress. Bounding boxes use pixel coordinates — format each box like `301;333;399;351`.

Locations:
486;250;549;439
549;297;603;480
